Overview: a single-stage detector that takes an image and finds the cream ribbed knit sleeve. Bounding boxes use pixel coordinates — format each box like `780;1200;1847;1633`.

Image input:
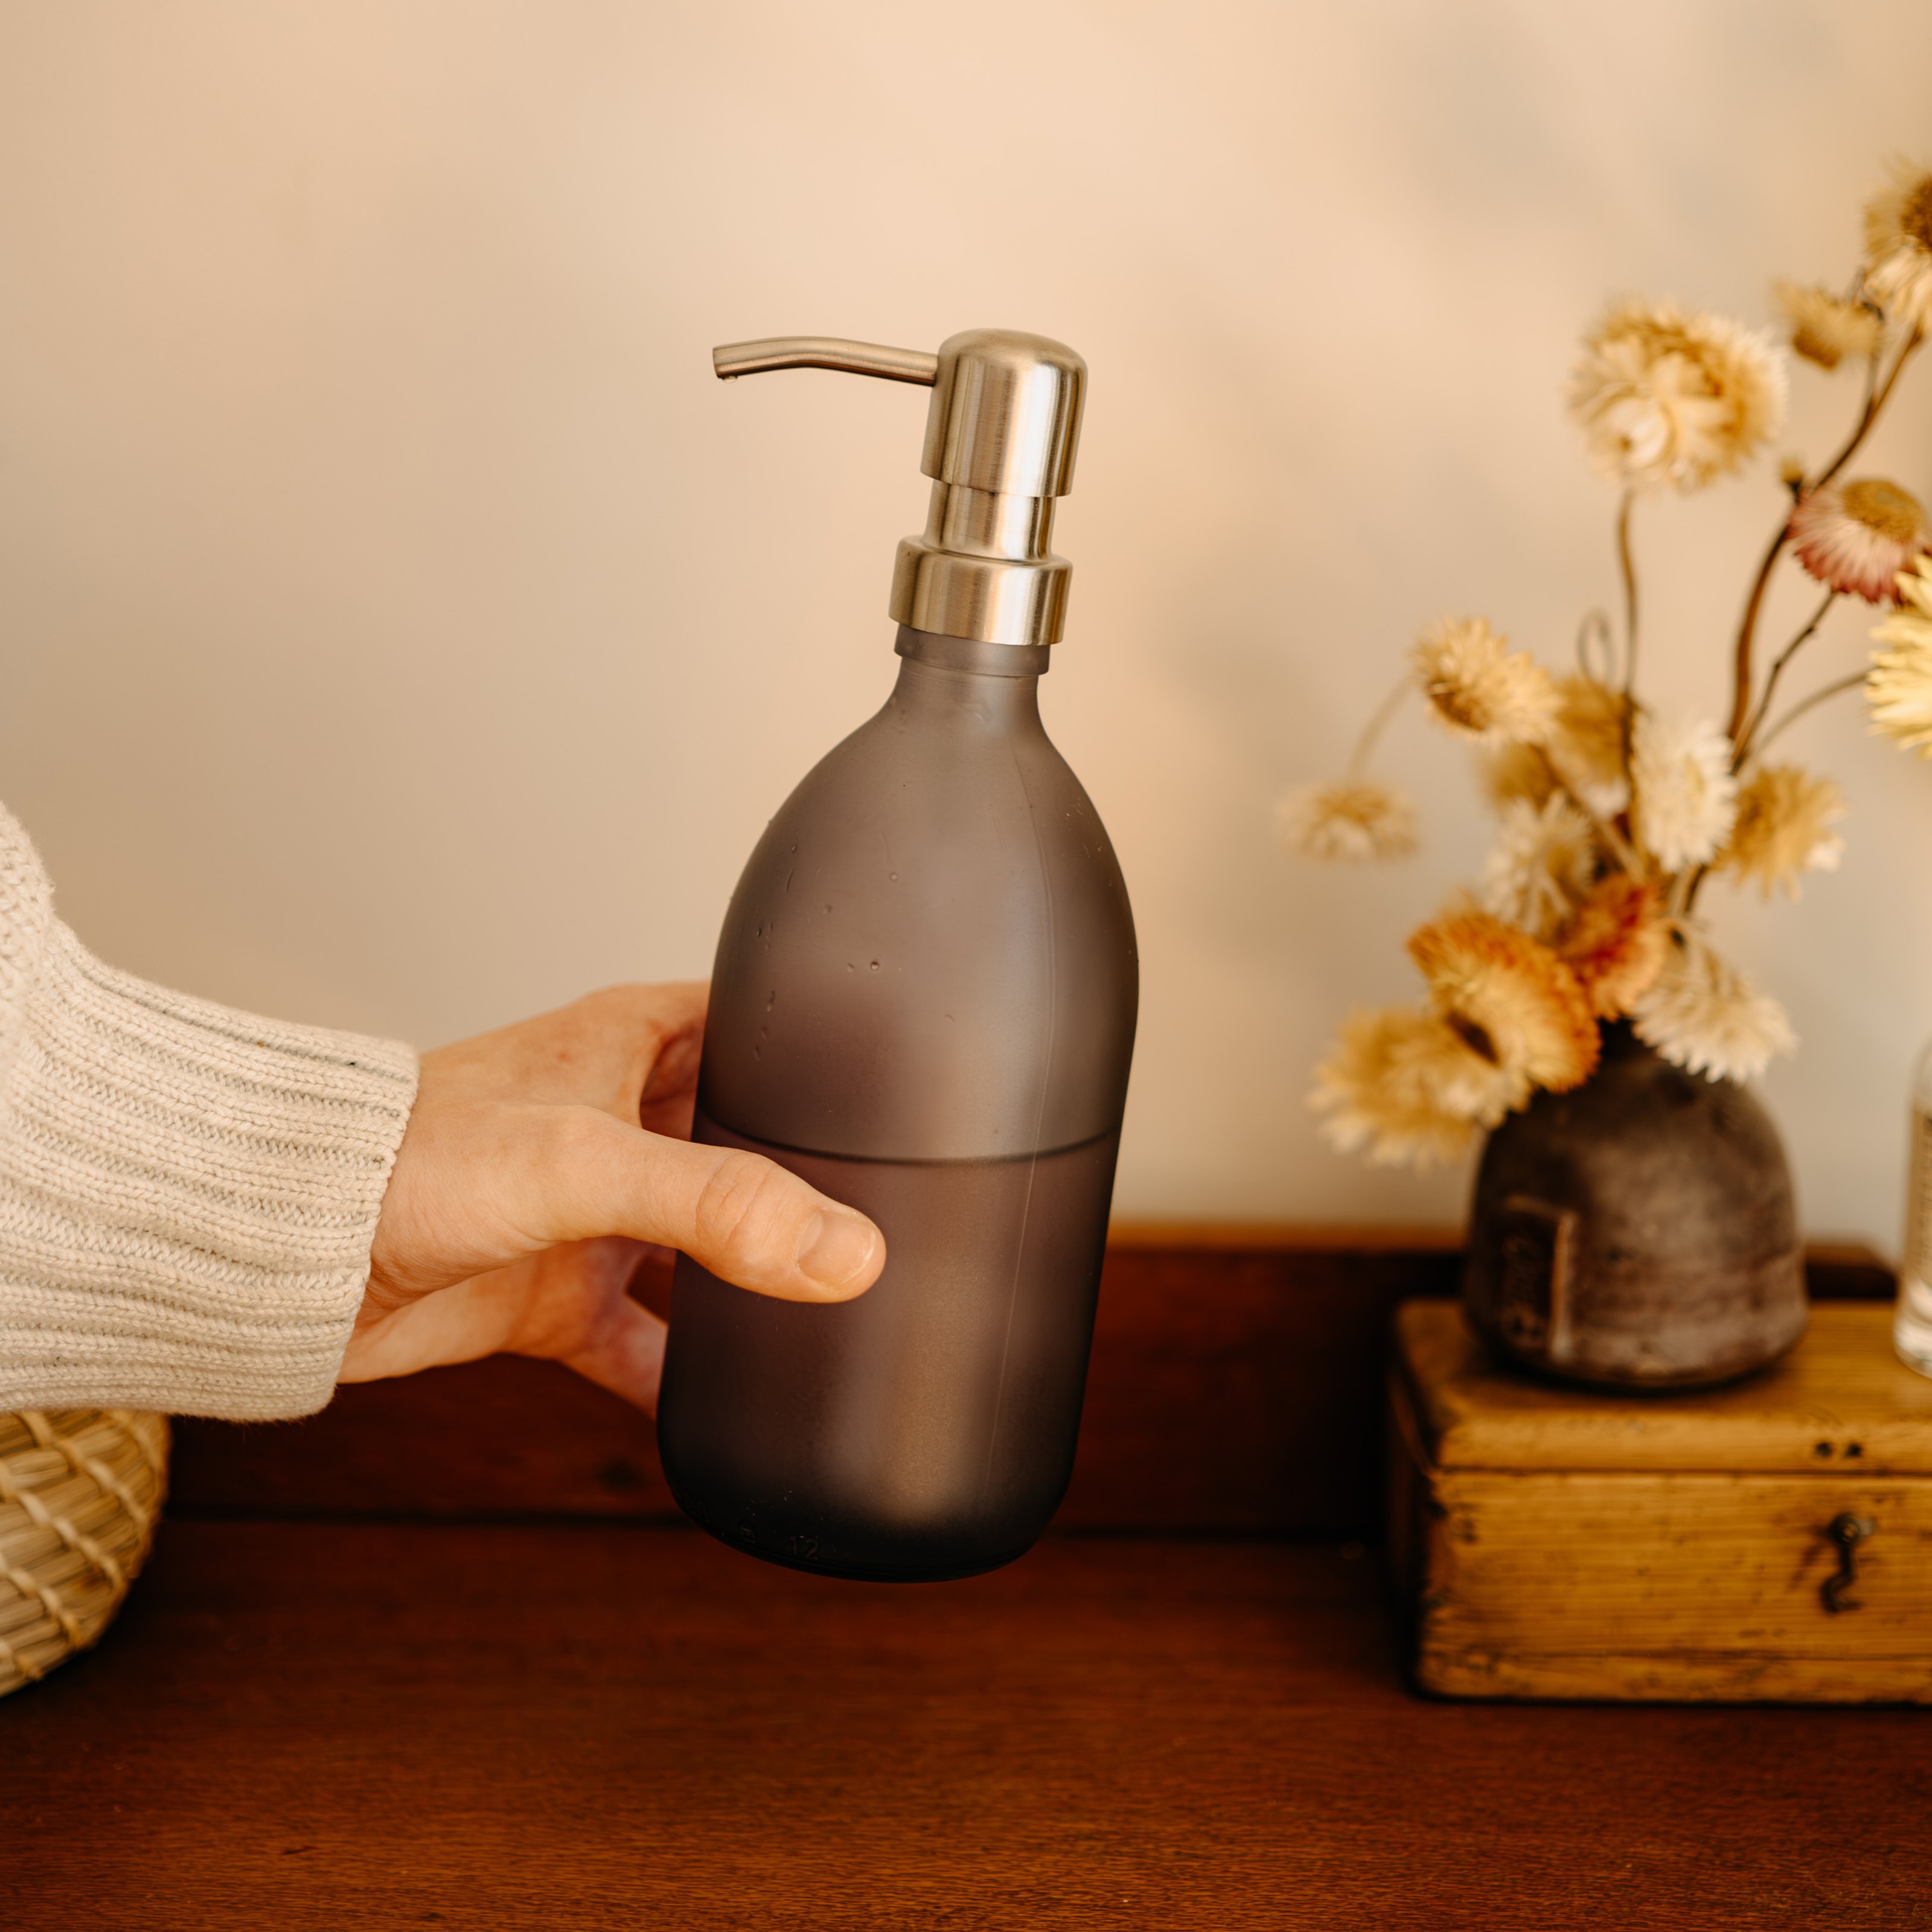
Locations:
0;804;418;1419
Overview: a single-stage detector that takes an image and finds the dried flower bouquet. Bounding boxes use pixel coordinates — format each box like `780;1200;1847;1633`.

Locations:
1283;162;1932;1168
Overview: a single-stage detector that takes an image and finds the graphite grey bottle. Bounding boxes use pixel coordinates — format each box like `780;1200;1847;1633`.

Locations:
656;330;1137;1582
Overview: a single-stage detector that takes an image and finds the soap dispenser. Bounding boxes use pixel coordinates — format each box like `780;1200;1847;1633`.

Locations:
656;330;1138;1581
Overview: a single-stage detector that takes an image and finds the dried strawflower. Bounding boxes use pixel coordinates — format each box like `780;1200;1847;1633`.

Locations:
1480;741;1558;813
1631;712;1738;872
1718;764;1847;899
1633;934;1796;1083
1774;281;1883;371
1863;161;1932;333
1545;674;1633;816
1479;796;1596;938
1556;874;1671;1018
1568;299;1786;493
1275;781;1418;862
1790;478;1929;604
1479;675;1630;817
1407;911;1600;1093
1413;617;1558;747
1867;555;1932;755
1310;1006;1523;1168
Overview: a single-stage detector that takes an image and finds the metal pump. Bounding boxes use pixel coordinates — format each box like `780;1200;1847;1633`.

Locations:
713;329;1087;648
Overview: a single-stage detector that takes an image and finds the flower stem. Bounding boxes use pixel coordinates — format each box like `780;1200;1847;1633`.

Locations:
1616;491;1639;779
1750;670;1867;760
1811;326;1922;494
1725;521;1795;744
1575;607;1616;686
1732;589;1838;770
1722;328;1922;748
1343;674;1412;781
1541;748;1641;874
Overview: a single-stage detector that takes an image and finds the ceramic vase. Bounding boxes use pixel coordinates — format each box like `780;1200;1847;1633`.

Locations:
1462;1023;1807;1389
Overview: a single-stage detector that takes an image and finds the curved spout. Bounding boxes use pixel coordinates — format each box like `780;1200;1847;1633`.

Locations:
712;336;940;386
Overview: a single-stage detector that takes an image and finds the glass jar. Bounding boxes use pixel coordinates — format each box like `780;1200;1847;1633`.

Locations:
1896;1044;1932;1377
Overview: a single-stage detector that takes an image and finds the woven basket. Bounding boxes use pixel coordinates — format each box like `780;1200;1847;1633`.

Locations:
0;1409;169;1695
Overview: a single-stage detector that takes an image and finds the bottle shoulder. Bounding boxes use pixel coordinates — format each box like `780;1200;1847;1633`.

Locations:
701;686;1137;1160
734;691;1134;962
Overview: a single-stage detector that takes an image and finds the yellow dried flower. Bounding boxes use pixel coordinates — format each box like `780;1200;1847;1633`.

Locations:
1310;1006;1523;1168
1867;556;1932;756
1480;741;1558;813
1407;911;1600;1094
1774;280;1883;371
1275;781;1418;862
1413;617;1558;747
1718;765;1847;899
1479;676;1630;817
1568;299;1786;493
1863;161;1932;333
1546;674;1632;816
1556;874;1671;1019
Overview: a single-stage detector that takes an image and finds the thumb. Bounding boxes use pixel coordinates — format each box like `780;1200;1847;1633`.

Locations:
545;1110;884;1303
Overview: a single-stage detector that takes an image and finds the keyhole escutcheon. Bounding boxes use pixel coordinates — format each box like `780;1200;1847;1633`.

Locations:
1822;1512;1876;1614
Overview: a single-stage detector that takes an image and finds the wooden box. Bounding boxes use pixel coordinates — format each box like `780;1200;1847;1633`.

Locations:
1388;1300;1932;1702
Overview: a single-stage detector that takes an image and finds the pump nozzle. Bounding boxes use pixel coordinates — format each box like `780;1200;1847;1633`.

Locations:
711;328;1086;648
712;338;940;386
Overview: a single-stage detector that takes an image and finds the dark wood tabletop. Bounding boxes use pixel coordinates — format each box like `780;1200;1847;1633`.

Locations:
5;1235;1925;1930
10;1519;1931;1930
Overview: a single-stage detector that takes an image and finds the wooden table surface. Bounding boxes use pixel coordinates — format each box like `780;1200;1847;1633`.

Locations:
8;1517;1930;1930
8;1238;1925;1928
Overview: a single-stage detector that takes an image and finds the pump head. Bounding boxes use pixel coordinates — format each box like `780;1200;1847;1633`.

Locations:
713;329;1086;648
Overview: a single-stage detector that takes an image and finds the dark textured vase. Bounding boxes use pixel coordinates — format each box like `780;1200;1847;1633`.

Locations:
1462;1023;1807;1389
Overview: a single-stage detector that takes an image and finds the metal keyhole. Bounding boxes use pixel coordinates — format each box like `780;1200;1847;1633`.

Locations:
1822;1512;1876;1614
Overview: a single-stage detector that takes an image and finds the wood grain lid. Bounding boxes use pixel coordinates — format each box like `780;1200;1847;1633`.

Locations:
1393;1302;1932;1475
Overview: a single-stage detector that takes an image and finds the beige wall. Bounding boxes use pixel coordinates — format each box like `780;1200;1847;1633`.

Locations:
3;1;1931;1247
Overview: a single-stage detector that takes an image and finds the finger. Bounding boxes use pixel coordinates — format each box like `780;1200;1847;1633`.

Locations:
607;979;705;1127
337;1271;523;1382
638;979;708;1040
341;1236;658;1387
422;980;710;1124
494;1235;656;1358
548;1112;884;1303
560;1294;668;1415
636;985;706;1138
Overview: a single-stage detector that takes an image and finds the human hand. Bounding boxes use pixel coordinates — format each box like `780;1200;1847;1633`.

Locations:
341;982;884;1411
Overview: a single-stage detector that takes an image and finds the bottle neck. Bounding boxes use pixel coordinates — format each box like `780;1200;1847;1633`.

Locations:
888;625;1048;729
893;624;1050;682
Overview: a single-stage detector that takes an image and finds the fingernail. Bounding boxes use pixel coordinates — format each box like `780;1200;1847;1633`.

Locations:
798;1209;878;1290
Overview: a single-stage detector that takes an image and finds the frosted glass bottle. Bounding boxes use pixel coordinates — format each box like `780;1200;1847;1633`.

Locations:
656;625;1137;1579
655;329;1137;1579
1895;1044;1932;1377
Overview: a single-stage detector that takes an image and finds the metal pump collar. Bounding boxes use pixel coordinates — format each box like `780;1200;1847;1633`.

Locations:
712;328;1086;649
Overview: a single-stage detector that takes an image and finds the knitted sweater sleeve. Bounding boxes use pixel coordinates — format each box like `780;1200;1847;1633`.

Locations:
0;804;419;1419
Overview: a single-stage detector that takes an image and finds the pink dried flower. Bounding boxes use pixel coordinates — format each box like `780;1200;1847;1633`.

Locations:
1790;478;1928;604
